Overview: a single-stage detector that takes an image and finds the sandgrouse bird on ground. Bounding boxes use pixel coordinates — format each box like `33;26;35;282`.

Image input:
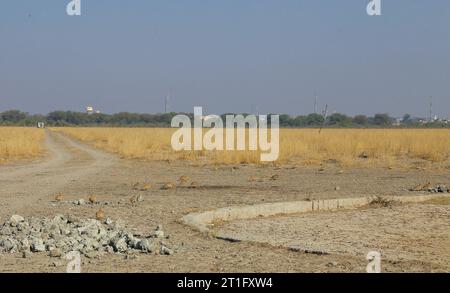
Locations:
96;208;105;221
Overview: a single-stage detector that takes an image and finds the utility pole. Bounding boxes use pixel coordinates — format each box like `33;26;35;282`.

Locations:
429;96;433;122
318;104;328;134
164;93;170;114
314;95;318;114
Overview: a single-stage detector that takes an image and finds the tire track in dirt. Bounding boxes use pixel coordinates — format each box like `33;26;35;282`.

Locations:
0;130;116;214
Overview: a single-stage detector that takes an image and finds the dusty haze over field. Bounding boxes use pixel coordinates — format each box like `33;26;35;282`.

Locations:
0;1;449;117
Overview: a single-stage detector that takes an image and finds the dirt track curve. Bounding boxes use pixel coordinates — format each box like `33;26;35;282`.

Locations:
0;130;115;214
0;130;449;272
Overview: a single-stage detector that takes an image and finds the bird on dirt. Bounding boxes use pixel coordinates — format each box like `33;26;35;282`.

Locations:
55;193;64;202
359;151;369;159
88;195;97;204
129;196;137;205
270;174;280;181
96;208;105;221
132;182;140;190
248;176;258;182
411;182;432;192
179;176;189;184
161;182;176;190
129;195;144;205
140;183;152;191
189;181;199;189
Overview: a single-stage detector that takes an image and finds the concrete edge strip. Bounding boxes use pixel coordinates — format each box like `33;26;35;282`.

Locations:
181;194;449;233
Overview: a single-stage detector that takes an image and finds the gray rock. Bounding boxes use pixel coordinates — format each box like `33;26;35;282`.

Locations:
112;237;128;253
52;214;67;223
16;221;29;232
0;237;16;252
112;219;125;230
136;239;152;252
49;248;62;258
66;215;80;224
9;215;25;227
18;238;30;251
0;215;174;258
30;238;46;252
437;184;447;193
54;240;67;250
160;245;173;255
127;236;141;249
0;226;12;236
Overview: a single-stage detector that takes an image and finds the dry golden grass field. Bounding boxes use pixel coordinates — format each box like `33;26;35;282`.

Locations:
1;128;450;273
53;127;450;168
0;127;45;164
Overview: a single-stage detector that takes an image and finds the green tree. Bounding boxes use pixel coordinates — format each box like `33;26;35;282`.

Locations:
373;113;392;126
402;114;411;124
328;113;352;127
353;115;368;125
279;114;294;127
305;113;324;126
1;110;27;123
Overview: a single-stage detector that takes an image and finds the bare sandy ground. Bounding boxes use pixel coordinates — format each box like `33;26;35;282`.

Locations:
215;204;450;270
0;130;449;272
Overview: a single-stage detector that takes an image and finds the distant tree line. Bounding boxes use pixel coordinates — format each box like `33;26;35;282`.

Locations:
0;109;448;128
277;113;394;127
0;110;178;127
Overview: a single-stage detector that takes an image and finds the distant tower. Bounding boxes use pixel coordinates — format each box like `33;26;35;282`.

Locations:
164;93;170;113
314;94;318;114
429;96;433;122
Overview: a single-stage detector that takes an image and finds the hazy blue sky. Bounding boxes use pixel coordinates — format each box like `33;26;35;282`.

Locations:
0;0;449;117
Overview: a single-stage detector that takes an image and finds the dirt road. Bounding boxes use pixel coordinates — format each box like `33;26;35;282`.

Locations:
0;130;449;272
0;130;115;214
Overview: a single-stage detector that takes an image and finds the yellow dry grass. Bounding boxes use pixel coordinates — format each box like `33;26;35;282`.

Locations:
52;127;450;168
0;127;45;164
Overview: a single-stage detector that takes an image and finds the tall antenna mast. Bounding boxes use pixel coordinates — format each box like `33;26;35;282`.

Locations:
429;96;433;122
314;94;318;114
164;92;170;113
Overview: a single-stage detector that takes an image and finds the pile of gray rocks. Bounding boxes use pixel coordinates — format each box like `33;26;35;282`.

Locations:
0;215;174;258
428;184;450;193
